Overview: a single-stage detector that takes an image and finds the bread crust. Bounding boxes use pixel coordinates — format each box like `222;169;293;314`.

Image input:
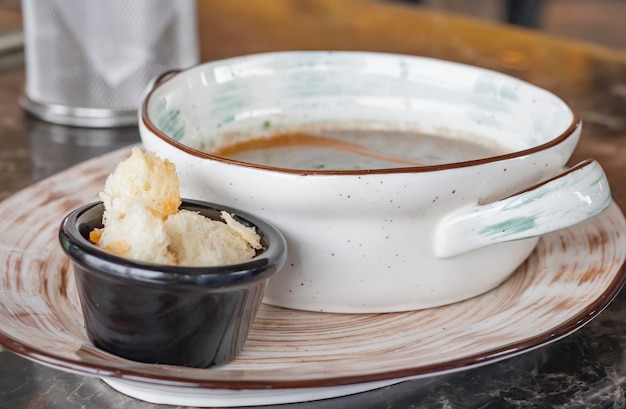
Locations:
91;148;261;266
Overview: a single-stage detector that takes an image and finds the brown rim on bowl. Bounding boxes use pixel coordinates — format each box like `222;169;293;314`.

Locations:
141;52;581;176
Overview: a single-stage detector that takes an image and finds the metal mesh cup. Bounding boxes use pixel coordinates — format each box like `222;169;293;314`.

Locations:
20;0;199;127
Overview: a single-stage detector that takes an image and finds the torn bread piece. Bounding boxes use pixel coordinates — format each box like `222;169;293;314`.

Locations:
95;200;176;265
100;147;181;222
166;210;262;266
90;147;261;266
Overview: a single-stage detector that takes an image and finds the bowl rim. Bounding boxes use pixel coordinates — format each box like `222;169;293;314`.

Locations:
59;199;287;288
140;50;581;176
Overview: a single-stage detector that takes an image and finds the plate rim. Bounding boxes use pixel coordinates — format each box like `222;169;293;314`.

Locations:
1;146;625;390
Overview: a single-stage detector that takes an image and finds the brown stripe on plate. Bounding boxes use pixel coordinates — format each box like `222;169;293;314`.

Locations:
0;145;625;390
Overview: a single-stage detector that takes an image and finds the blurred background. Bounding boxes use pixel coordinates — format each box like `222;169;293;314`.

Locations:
1;0;625;52
393;0;626;50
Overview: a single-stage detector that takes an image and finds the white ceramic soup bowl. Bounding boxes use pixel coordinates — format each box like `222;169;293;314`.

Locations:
140;51;611;313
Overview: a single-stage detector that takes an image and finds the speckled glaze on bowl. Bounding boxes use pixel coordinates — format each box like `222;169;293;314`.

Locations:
58;199;287;368
139;51;612;313
0;148;624;407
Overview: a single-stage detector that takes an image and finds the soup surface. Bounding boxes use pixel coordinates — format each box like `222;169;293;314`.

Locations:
209;129;511;171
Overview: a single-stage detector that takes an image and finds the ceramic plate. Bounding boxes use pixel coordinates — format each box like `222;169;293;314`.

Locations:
1;146;625;407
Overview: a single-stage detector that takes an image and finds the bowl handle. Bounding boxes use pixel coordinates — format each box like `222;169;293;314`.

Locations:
151;69;182;87
142;69;182;100
434;159;612;258
139;69;183;116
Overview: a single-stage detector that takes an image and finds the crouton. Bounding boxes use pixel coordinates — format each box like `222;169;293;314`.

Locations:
91;148;261;266
165;210;261;266
100;146;180;222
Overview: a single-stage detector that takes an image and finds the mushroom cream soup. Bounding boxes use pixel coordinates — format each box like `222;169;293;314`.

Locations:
209;129;512;171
